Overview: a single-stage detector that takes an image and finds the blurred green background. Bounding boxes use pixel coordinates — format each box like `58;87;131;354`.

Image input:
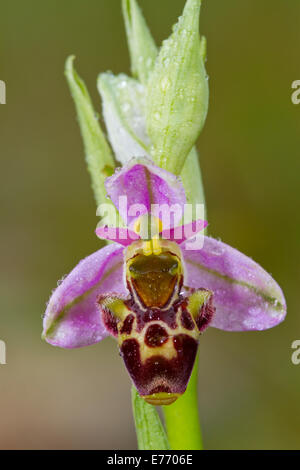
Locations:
0;0;299;449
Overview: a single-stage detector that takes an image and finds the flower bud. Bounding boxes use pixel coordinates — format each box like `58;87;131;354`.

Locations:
122;0;157;85
147;0;209;174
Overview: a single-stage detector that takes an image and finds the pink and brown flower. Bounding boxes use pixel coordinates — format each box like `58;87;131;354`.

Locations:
43;160;286;405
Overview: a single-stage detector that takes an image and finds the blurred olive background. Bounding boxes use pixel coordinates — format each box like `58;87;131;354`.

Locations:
0;0;299;450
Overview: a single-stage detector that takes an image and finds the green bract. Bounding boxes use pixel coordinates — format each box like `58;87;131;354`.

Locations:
146;0;209;174
131;387;170;450
65;56;115;207
122;0;157;85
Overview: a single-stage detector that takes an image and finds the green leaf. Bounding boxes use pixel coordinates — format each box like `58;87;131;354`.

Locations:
146;0;209;175
131;387;170;450
65;56;115;207
122;0;157;85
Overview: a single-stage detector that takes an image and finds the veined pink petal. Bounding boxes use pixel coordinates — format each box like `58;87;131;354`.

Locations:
43;244;126;348
181;236;286;331
159;219;207;245
105;158;186;229
96;226;140;246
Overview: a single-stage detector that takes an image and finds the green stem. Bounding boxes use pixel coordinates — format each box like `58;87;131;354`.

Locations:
163;353;203;450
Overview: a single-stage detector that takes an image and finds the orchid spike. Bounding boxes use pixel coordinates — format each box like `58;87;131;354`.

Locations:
43;160;286;405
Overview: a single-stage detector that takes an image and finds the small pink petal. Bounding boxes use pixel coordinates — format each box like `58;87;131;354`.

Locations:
96;226;140;246
105;158;186;229
43;244;127;348
159;219;207;245
182;236;286;331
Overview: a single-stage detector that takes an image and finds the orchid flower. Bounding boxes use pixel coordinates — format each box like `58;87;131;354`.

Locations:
43;0;287;450
43;158;286;406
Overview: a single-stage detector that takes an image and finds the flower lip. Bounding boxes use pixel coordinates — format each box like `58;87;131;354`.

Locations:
120;330;199;400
